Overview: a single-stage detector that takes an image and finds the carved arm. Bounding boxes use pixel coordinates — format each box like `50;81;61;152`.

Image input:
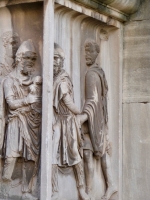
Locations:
63;93;80;114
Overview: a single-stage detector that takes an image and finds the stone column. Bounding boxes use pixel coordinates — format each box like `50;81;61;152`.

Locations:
40;0;54;199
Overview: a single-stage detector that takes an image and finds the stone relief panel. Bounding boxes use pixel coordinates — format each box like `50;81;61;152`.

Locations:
53;3;122;200
0;1;122;200
0;2;43;200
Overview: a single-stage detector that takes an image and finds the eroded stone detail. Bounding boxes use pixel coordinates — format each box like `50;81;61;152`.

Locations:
1;39;41;200
0;31;20;77
100;29;109;41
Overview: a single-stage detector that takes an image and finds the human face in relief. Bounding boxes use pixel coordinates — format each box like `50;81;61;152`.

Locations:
53;54;63;76
85;44;98;66
5;36;19;58
20;51;37;75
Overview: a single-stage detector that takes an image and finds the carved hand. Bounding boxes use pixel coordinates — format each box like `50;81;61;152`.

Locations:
26;94;41;104
76;113;88;126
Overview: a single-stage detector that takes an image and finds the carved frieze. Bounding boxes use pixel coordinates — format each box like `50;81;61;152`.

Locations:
51;40;118;200
0;0;123;200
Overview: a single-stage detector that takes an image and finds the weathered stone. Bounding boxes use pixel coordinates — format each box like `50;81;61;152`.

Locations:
98;0;141;14
123;1;150;200
123;103;150;200
1;0;148;200
123;3;150;103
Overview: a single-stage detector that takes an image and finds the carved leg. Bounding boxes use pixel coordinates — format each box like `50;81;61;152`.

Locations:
52;164;59;200
101;153;117;200
2;157;17;182
22;161;38;200
83;150;94;196
73;162;90;200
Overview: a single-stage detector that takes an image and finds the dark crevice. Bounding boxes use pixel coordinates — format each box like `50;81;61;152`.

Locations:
129;18;150;22
123;102;149;104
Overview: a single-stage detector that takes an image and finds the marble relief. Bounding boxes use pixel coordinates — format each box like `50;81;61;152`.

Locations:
0;34;41;200
52;40;117;200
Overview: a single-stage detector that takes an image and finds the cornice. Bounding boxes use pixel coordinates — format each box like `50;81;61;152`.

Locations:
97;0;141;14
0;0;141;22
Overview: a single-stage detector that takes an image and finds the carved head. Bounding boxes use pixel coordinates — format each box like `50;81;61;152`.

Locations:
15;39;37;75
2;31;20;58
84;39;100;66
54;43;65;76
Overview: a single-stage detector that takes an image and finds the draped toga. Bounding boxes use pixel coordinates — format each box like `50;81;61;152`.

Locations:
83;64;109;157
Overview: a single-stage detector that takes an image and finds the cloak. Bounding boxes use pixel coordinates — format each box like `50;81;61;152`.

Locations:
53;70;82;166
0;71;41;162
83;64;108;156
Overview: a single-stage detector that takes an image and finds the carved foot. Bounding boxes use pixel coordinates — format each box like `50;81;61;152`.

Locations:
22;193;38;200
78;186;90;200
86;187;95;200
52;192;59;200
101;185;117;200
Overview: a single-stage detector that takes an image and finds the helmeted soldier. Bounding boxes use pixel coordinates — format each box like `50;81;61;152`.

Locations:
1;39;41;200
52;43;90;200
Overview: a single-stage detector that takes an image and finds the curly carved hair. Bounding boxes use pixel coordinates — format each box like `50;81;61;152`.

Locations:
84;39;100;53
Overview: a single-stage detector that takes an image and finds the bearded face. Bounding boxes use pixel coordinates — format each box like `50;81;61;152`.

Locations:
85;44;98;66
53;54;63;76
18;51;37;75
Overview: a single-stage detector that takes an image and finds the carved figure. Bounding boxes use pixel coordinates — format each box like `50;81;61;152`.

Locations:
0;31;20;76
52;43;90;200
77;39;117;200
1;39;41;200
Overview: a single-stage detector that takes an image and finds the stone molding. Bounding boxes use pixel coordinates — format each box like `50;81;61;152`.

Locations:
96;0;141;14
0;0;140;22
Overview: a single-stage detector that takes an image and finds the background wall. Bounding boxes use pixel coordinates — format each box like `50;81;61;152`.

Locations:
123;0;150;199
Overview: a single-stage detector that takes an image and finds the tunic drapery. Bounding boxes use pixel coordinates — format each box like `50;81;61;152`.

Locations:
2;70;41;163
83;64;109;157
53;70;82;167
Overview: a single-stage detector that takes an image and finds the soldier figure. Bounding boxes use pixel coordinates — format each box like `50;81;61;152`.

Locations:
52;43;90;200
2;39;41;200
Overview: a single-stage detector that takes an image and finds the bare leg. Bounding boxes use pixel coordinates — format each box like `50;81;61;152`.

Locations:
52;164;59;200
101;153;117;200
83;150;94;195
2;157;17;182
73;162;90;200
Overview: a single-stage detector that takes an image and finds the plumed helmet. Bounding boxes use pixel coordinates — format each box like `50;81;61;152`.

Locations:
54;43;65;60
16;39;36;58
